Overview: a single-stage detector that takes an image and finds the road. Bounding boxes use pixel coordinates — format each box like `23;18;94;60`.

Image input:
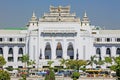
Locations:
11;77;116;80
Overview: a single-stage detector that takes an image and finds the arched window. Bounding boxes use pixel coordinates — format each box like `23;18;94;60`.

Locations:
116;48;120;55
96;48;101;55
8;48;13;54
106;48;111;57
8;48;14;62
96;48;101;60
18;48;23;54
67;43;74;59
56;42;63;59
0;48;3;54
45;42;51;59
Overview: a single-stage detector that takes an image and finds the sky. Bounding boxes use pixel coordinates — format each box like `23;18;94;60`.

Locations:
0;0;120;29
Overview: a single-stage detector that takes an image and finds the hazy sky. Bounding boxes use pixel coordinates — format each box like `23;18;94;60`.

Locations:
0;0;120;29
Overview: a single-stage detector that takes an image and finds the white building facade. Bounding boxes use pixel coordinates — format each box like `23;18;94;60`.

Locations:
0;6;120;69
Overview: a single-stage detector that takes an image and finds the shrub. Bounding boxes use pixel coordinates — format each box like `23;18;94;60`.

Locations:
0;70;10;80
45;69;55;80
71;72;80;80
5;67;14;71
19;74;27;80
116;68;120;80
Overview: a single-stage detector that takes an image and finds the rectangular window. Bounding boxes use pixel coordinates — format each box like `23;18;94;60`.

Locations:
9;38;13;42
92;32;96;34
8;57;14;62
0;38;2;42
96;38;100;42
18;57;22;61
117;38;120;42
19;38;23;42
106;38;110;42
18;66;23;68
45;56;49;59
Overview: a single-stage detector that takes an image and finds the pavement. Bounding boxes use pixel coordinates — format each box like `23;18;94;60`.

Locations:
11;77;116;80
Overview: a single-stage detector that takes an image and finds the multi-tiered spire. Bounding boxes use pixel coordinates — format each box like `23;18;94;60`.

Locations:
28;12;38;26
39;6;80;22
81;11;90;26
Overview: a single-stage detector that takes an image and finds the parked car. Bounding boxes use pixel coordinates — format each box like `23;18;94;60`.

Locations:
36;71;47;77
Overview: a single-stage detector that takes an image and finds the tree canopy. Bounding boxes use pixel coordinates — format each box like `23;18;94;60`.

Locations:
0;56;6;68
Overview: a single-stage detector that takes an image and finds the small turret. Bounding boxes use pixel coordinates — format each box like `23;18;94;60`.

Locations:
81;11;90;26
28;12;38;26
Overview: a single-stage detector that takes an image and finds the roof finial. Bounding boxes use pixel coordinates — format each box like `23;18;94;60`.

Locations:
32;11;36;17
84;11;87;17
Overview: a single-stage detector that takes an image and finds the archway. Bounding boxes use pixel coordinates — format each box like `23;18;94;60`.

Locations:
67;43;74;59
18;48;23;54
116;48;120;55
106;48;111;57
45;43;51;59
8;48;14;62
0;48;3;55
56;42;63;59
9;48;13;55
96;48;101;60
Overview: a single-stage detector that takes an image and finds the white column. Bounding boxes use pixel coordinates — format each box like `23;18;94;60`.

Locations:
3;46;8;67
101;46;106;69
42;46;45;59
111;46;116;57
13;46;18;68
23;46;26;54
63;40;67;59
13;46;18;63
74;46;77;60
51;40;56;60
101;46;106;59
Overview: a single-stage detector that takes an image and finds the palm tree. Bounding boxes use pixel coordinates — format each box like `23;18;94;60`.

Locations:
75;60;87;71
59;58;66;68
21;54;29;68
47;61;54;68
27;60;35;68
104;57;112;68
87;55;96;69
65;59;87;71
65;59;73;69
95;60;104;68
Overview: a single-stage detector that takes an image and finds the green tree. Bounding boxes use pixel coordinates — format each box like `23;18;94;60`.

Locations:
0;56;6;68
59;58;66;68
0;70;10;80
110;57;120;80
45;69;55;80
71;72;80;80
87;55;96;69
104;57;112;68
95;60;104;68
27;60;35;68
65;59;73;69
65;59;87;71
74;60;87;71
21;54;29;68
47;61;54;68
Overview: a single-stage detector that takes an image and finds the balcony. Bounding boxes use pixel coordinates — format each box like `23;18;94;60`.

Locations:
0;41;25;45
94;41;120;44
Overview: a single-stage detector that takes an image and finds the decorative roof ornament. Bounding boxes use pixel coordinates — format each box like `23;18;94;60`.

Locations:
58;6;61;12
81;11;90;26
32;11;36;17
40;6;80;22
30;11;37;21
28;11;38;27
84;11;87;17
